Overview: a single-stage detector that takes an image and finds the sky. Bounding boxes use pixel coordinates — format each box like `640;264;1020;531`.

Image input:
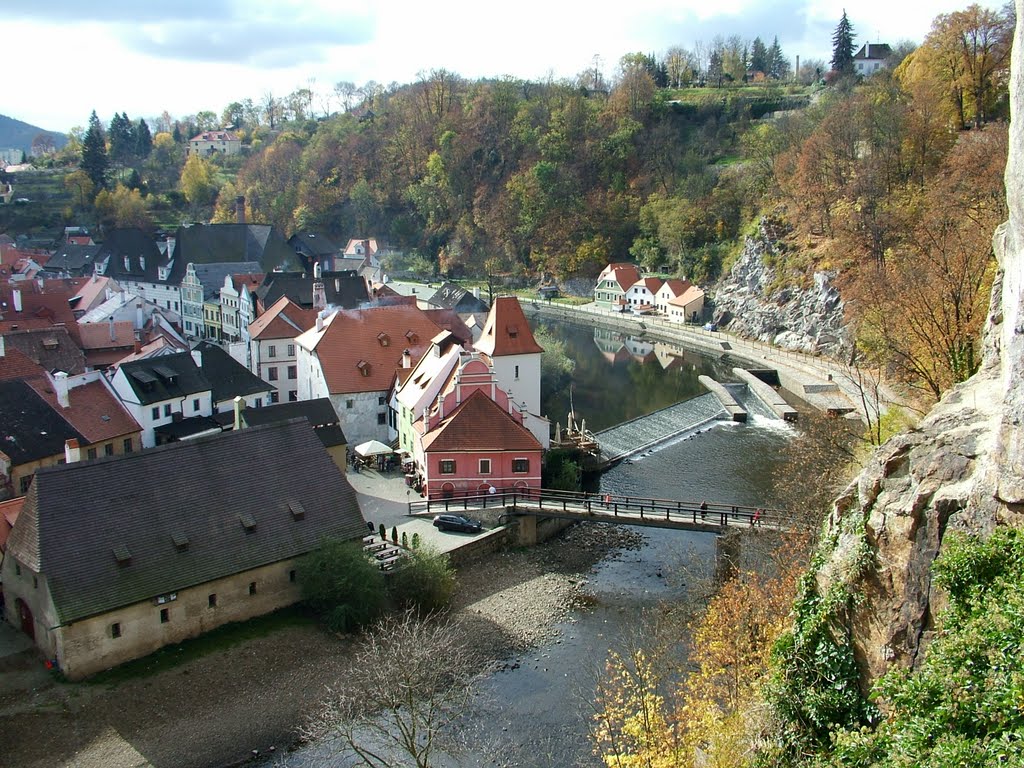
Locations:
4;0;1001;135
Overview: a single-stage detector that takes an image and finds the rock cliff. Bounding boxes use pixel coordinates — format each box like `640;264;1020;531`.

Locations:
814;1;1024;688
710;218;848;356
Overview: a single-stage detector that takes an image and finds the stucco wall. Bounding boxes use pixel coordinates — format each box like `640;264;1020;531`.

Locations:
49;558;302;680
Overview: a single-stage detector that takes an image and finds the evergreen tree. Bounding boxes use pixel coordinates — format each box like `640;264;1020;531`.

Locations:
135;118;153;159
831;10;856;74
108;111;135;165
80;110;109;190
750;37;769;76
768;37;790;79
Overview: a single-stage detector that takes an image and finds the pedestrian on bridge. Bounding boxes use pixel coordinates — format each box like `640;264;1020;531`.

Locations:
700;500;707;520
753;508;763;527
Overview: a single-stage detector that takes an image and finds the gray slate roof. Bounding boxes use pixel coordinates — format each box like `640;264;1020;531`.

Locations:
240;397;347;448
192;261;262;301
46;244;102;276
8;419;366;623
172;224;299;273
96;229;180;285
256;271;369;310
118;351;211;405
427;282;490;313
0;379;86;464
193;341;273;402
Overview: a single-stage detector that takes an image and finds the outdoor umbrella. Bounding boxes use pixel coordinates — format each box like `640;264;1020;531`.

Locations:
354;439;394;457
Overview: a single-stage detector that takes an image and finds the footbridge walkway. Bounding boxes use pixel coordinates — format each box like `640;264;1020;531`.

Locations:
408;488;785;534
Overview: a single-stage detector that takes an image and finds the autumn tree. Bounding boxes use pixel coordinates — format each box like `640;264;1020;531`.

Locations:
179;154;218;208
831;10;856;75
94;184;152;231
611;54;657;120
146;131;182;193
80;110;108;190
64;169;95;211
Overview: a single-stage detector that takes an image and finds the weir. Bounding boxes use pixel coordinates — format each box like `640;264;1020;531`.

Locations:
594;392;726;463
732;367;798;421
698;375;748;422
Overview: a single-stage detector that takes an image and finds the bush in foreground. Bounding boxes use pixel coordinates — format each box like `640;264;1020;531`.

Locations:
299;538;387;632
387;545;457;613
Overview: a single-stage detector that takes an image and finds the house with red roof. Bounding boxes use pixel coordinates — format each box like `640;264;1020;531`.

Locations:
593;263;643;311
656;279;705;324
187;130;241;157
247;295;317;404
626;276;664;313
473;296;548;447
419;384;543;499
295;304;446;445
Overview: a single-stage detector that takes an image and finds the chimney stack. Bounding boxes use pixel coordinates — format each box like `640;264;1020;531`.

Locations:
12;288;22;312
191;348;202;368
0;335;4;358
316;312;324;332
402;349;412;368
64;438;82;463
136;302;144;330
233;396;245;431
236;196;246;225
54;371;70;408
109;315;116;341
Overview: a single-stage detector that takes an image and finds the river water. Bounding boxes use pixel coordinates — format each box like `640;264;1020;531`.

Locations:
272;321;797;767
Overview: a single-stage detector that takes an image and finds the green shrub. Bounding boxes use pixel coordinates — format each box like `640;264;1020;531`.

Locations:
387;545;457;613
298;538;387;632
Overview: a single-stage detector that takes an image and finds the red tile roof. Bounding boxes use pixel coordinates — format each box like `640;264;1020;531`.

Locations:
635;276;663;293
659;278;692;298
232;273;264;294
600;263;643;292
78;320;136;350
190;130;239;142
473;297;543;357
28;375;140;443
0;497;23;553
308;305;444;394
422;389;542;452
0;344;46;381
249;295;317;340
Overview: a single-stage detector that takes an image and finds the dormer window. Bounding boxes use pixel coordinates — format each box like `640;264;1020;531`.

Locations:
124;256;130;271
140;256;146;270
405;330;418;343
239;512;257;532
357;360;371;377
377;332;390;347
507;325;519;338
288;501;306;521
113;544;132;566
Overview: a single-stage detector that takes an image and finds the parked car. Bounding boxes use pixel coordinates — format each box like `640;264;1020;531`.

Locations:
432;514;483;533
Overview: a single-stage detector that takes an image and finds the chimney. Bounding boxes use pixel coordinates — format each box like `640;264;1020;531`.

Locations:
12;288;22;312
136;302;144;329
0;335;4;357
316;312;324;332
233;396;245;431
109;315;116;341
236;196;246;224
64;438;82;463
191;348;202;368
54;371;70;408
402;348;412;368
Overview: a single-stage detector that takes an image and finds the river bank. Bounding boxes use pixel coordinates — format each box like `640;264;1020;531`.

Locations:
0;521;640;768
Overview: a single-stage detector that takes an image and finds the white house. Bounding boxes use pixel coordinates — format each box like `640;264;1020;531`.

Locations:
656;279;705;324
626;277;663;311
853;43;892;76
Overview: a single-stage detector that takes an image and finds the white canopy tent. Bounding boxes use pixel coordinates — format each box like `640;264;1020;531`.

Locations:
354;440;394;457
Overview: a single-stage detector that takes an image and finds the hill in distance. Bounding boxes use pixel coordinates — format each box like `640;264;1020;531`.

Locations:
0;114;68;154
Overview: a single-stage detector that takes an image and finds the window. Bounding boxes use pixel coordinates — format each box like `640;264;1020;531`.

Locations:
287;365;297;380
33;576;38;589
289;569;297;583
208;594;217;608
255;398;262;408
151;406;160;420
19;476;31;494
248;581;257;596
14;563;20;576
111;622;122;638
479;459;491;474
160;608;169;624
104;444;114;457
514;365;520;380
268;367;278;381
346;399;354;409
288;391;298;402
123;438;133;453
163;403;172;417
193;398;200;412
513;458;530;474
440;459;456;474
378;395;386;405
87;447;98;460
377;413;386;425
267;345;276;358
287;344;295;356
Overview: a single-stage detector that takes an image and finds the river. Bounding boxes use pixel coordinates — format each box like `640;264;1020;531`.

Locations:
273;320;797;767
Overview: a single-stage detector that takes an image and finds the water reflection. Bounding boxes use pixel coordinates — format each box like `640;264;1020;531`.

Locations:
541;320;735;433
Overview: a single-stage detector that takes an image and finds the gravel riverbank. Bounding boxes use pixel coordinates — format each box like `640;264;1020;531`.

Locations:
0;523;641;768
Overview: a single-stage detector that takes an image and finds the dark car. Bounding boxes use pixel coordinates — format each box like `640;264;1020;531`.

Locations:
432;514;483;533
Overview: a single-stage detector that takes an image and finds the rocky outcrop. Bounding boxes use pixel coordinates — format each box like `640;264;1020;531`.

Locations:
815;1;1024;689
710;219;848;356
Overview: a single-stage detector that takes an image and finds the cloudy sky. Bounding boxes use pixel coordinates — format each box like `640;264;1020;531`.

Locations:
5;0;998;134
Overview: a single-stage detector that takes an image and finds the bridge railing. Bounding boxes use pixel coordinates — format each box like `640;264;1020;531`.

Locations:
407;488;784;530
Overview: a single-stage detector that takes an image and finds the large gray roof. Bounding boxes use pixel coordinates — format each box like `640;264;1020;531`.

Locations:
118;350;211;405
8;419;366;624
192;261;262;301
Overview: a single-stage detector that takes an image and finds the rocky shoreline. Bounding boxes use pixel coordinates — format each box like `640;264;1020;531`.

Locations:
0;522;641;768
